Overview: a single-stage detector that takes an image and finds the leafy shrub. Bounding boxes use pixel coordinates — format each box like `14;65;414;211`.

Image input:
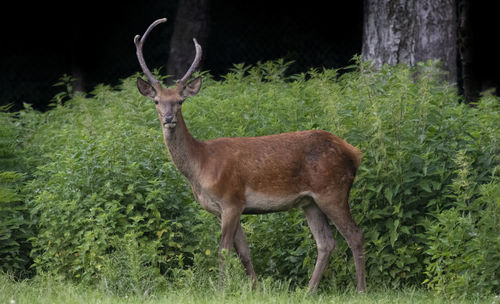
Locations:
23;80;201;282
0;171;31;274
425;179;500;298
422;96;500;298
0;106;22;171
0;107;31;275
15;60;500;298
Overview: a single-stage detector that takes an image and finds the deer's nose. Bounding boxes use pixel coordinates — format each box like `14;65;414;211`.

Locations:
164;113;175;124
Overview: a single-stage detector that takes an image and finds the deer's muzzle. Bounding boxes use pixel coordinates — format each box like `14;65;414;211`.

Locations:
163;114;177;128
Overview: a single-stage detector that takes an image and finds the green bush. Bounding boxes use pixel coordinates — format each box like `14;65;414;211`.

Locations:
423;95;500;298
0;108;31;275
12;60;500;298
23;80;200;282
425;180;500;298
424;149;500;298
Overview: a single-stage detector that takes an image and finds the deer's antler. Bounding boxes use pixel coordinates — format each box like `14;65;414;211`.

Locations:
134;18;167;86
177;38;202;85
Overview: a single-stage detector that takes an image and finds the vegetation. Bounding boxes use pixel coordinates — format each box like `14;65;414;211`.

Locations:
0;107;31;275
0;60;499;300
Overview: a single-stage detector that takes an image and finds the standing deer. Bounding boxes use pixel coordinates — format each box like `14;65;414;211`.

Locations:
134;18;366;293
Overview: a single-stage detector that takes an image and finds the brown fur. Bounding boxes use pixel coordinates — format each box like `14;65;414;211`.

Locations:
197;130;360;200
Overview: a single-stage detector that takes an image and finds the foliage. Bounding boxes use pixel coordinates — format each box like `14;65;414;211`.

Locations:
22;80;199;283
424;106;500;297
0;107;31;275
0;105;22;171
4;60;499;298
425;179;500;298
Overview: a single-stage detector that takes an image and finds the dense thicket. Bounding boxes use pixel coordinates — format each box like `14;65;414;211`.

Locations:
1;61;499;298
0;107;31;274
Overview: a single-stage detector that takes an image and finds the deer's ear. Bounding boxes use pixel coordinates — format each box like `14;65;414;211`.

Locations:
137;77;157;98
179;76;202;99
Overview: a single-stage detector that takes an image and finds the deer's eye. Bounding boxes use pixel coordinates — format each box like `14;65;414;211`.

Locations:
154;100;159;105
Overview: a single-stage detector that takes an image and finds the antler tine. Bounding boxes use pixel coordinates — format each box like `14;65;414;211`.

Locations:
178;38;202;84
134;18;167;86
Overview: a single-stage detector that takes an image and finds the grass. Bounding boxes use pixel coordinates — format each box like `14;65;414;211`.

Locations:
1;273;496;304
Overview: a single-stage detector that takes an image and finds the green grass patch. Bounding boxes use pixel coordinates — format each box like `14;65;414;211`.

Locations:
1;272;494;304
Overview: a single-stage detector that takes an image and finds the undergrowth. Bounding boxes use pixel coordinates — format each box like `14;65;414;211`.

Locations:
1;60;499;299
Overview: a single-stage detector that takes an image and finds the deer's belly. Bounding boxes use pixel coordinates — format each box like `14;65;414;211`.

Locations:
243;188;314;214
192;184;314;215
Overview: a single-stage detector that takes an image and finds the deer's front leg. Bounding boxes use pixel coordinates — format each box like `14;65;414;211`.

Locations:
218;206;242;287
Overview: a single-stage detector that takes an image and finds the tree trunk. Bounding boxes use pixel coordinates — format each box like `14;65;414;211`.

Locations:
167;0;210;85
71;63;85;93
362;0;457;84
71;17;86;93
457;0;479;103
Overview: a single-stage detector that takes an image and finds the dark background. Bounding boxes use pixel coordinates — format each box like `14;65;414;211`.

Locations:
1;0;362;111
1;1;497;111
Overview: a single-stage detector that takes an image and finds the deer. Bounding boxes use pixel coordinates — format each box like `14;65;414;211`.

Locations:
134;18;366;293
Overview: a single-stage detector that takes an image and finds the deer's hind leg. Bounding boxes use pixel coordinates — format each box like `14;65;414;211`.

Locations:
234;223;257;282
302;203;336;292
315;192;366;293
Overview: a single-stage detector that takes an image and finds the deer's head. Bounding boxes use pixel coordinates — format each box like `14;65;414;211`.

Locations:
134;18;202;129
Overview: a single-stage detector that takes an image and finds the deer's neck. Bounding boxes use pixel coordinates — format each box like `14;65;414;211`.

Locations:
162;111;203;181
